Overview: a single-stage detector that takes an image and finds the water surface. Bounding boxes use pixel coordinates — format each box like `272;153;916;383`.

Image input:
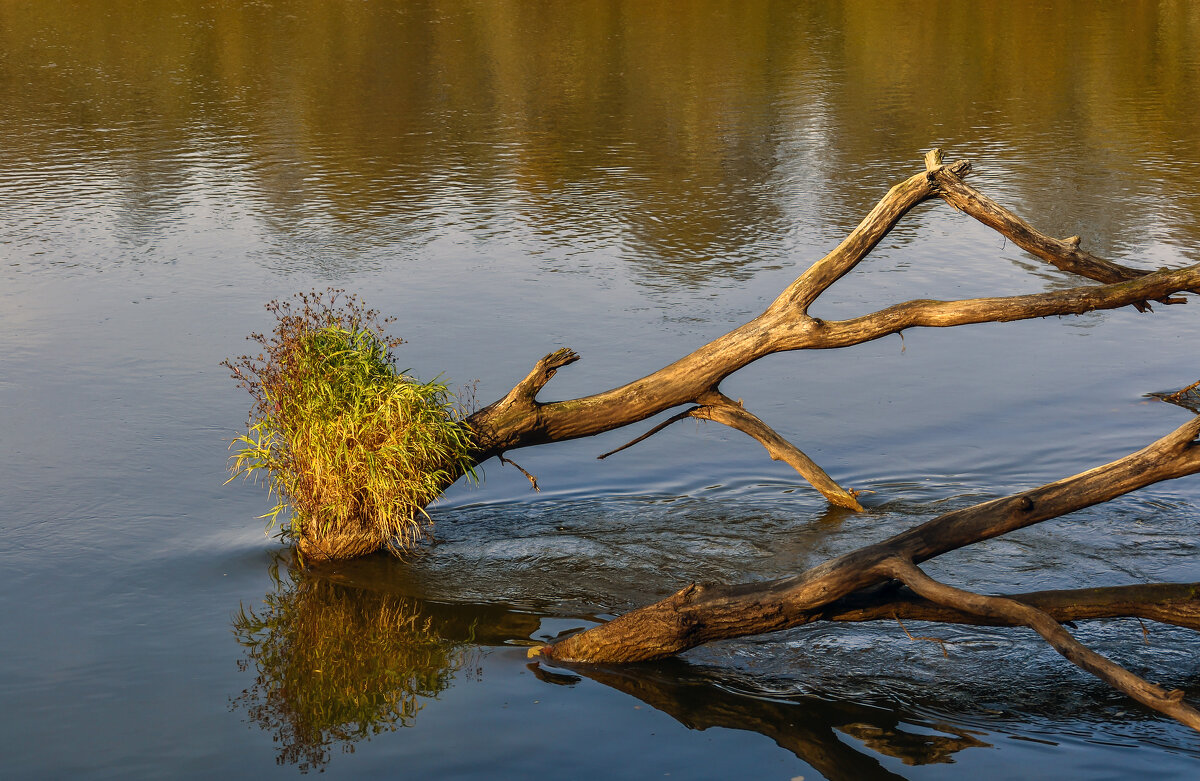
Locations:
3;1;1200;777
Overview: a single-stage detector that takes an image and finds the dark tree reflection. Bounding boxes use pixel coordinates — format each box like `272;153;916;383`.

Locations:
548;658;991;778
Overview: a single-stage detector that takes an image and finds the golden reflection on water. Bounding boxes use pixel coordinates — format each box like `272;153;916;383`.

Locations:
232;560;475;772
3;1;1199;280
234;554;993;775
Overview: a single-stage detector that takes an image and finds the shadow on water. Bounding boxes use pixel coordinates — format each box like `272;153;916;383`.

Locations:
535;658;992;779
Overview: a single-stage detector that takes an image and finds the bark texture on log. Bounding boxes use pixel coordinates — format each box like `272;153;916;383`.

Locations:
531;417;1200;730
465;150;1198;509
819;581;1200;631
538;417;1200;664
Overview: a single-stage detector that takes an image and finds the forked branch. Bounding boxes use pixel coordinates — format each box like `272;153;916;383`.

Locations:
879;557;1200;730
467;150;1197;510
533;417;1200;730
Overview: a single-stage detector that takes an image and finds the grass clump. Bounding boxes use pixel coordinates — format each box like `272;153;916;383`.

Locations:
226;290;476;561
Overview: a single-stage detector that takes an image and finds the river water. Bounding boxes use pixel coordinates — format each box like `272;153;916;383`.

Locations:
3;1;1200;777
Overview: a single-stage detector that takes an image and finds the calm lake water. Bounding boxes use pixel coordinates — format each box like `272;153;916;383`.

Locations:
3;1;1200;777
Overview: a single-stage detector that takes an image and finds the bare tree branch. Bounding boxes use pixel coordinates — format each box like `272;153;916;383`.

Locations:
879;556;1200;731
465;151;1196;511
536;417;1200;664
691;392;862;510
820;581;1200;631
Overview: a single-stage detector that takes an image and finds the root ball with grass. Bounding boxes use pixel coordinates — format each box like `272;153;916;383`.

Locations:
226;290;476;561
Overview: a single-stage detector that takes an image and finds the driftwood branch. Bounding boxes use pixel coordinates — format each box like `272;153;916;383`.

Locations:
530;416;1200;730
820;580;1200;631
465;150;1197;508
531;582;1200;771
465;150;1200;733
876;556;1200;730
690;392;862;510
530;417;1200;728
924;148;1162;293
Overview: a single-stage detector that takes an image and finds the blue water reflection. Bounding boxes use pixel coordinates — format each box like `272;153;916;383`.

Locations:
2;1;1200;777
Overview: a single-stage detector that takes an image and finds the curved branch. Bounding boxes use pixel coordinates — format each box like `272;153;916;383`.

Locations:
926;155;1152;287
879;557;1200;731
538;416;1200;663
691;392;862;510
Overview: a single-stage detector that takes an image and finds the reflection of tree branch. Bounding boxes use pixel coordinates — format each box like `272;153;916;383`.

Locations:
552;659;989;779
1150;380;1200;415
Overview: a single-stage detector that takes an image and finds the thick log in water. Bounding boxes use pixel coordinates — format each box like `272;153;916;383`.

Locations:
536;417;1200;663
531;416;1200;731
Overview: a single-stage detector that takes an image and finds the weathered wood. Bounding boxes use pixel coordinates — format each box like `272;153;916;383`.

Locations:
690;391;862;510
879;557;1200;731
465;150;1197;509
923;148;1184;307
488;151;1200;732
820;581;1200;631
536;417;1200;664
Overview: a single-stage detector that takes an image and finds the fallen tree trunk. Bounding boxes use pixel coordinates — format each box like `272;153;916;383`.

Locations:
536;417;1200;663
877;556;1200;731
465;150;1199;510
531;416;1200;729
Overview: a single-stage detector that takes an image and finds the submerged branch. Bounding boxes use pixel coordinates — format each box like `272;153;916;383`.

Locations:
879;557;1200;731
537;416;1200;663
690;392;862;510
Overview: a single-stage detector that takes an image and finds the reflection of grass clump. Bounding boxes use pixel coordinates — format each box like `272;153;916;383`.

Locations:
233;562;466;772
226;289;476;560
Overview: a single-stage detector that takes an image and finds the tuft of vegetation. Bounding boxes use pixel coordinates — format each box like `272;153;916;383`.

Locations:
225;289;476;561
